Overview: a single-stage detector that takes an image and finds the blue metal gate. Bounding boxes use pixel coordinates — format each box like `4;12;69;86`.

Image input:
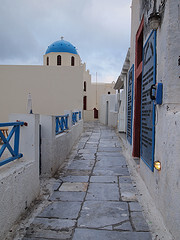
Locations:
141;30;156;171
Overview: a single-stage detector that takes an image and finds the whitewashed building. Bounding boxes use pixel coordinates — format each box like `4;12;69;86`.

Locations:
115;0;180;238
0;37;115;122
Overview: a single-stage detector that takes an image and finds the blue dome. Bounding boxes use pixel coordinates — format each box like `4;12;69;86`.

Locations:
45;38;78;55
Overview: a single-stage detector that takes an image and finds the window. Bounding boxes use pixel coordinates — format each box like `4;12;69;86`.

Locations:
83;96;87;110
71;56;75;66
84;81;86;92
57;55;61;65
47;57;49;66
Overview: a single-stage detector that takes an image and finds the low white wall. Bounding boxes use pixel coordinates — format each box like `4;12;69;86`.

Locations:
140;109;180;239
83;110;94;121
109;111;118;128
99;94;118;127
0;114;40;240
40;115;83;177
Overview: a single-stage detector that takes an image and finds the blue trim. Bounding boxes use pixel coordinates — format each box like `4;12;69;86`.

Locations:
0;122;24;167
0;154;23;167
0;122;24;127
151;30;157;171
127;64;134;145
140;30;156;172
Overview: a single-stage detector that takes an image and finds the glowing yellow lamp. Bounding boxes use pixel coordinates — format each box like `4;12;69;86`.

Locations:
154;161;161;171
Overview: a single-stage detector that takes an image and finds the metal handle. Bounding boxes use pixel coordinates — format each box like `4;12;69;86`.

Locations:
150;84;156;100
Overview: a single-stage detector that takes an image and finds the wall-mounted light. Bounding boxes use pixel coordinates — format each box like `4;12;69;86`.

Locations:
148;0;161;30
154;161;161;171
148;12;161;30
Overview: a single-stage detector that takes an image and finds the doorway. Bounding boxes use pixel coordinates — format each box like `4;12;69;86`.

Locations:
132;17;144;158
106;101;109;125
83;96;87;110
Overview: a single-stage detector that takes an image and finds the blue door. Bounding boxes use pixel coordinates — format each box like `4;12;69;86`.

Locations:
141;30;156;171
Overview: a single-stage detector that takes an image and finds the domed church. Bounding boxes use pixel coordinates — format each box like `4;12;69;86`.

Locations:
43;37;81;67
0;37;115;122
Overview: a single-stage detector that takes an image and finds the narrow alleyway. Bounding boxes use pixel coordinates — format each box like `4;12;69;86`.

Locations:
18;121;152;240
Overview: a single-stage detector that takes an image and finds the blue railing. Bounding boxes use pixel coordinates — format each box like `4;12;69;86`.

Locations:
72;112;79;125
0;122;25;167
55;114;69;135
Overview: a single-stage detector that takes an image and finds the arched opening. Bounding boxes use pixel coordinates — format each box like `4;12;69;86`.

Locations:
84;81;86;92
71;56;75;66
47;57;49;66
57;55;61;65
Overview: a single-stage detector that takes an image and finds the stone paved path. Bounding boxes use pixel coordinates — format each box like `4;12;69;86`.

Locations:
22;121;152;240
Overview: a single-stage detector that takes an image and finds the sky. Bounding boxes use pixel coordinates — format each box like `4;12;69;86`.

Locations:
0;0;131;83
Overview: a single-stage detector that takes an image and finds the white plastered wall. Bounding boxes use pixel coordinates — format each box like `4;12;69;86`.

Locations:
43;52;81;66
0;113;40;240
87;83;116;111
0;65;89;122
99;94;118;127
40;114;83;177
130;0;180;238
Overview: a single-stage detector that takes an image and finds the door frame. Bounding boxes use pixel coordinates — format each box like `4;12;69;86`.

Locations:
132;17;144;157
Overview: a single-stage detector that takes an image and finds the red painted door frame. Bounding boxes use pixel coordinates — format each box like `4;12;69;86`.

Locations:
132;17;144;157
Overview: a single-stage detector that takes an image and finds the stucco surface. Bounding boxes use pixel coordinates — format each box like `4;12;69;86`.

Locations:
0;114;40;240
0;65;85;122
40;116;83;177
128;0;180;239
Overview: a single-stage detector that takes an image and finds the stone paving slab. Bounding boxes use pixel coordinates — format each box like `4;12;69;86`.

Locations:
84;142;99;148
60;176;89;182
78;148;97;154
97;152;125;157
90;176;117;183
98;147;122;152
98;143;119;148
28;217;76;230
23;238;49;240
25;229;72;239
67;160;94;170
96;155;127;164
73;228;152;240
86;183;119;201
119;176;132;183
74;153;95;160
49;191;86;202
129;201;142;211
93;166;130;176
59;182;88;192
78;201;129;228
38;202;82;219
96;158;127;167
64;169;91;176
131;211;150;231
120;183;137;201
77;142;86;148
113;221;133;231
52;179;63;191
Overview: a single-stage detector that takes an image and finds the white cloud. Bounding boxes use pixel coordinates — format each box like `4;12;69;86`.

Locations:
0;0;131;82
